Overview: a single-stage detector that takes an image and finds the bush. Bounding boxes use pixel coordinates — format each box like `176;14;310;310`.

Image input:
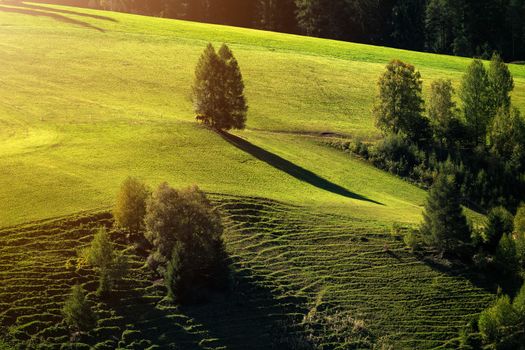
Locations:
403;229;422;252
477;285;525;349
113;177;149;234
62;285;97;332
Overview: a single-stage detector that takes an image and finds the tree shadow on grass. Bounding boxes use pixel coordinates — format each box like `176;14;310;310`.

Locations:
218;130;383;205
418;253;523;296
11;1;118;22
107;269;308;349
180;269;309;350
0;4;106;32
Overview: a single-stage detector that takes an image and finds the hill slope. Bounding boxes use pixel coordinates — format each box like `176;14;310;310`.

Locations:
1;1;524;226
0;2;511;349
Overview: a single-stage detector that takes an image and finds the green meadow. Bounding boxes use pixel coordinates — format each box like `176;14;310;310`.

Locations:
1;1;524;226
0;1;522;348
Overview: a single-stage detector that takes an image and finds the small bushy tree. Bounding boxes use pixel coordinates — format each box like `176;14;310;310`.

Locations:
488;53;514;114
489;107;525;164
515;204;525;236
145;184;227;301
62;285;97;332
113;177;149;233
193;43;247;130
482;206;514;253
478;295;520;348
495;233;518;275
373;59;429;144
83;227;127;296
428;79;464;149
420;171;471;254
459;59;491;146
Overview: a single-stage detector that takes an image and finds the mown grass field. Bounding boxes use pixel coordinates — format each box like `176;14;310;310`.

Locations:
0;1;518;348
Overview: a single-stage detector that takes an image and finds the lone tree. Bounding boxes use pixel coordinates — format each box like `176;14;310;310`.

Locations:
193;43;247;130
113;177;150;234
373;59;429;144
144;183;228;302
83;227;128;296
62;285;97;332
459;59;491;146
420;171;471;254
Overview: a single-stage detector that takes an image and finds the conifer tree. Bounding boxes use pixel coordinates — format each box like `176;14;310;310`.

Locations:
62;285;97;332
193;43;247;130
218;44;247;130
83;227;127;296
459;59;491;146
420;171;470;254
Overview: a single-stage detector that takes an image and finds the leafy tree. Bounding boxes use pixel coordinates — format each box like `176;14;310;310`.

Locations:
495;233;518;275
420;171;471;254
482;207;514;253
459;59;491;146
373;59;429;144
62;285;97;332
488;53;514;114
478;295;521;348
428;79;464;149
113;177;150;233
488;107;525;163
193;43;247;130
83;227;128;296
144;183;223;272
145;184;228;302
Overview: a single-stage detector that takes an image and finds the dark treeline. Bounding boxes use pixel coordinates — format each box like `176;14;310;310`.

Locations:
33;0;525;61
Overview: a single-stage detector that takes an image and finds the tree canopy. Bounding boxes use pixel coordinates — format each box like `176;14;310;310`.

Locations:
193;43;247;130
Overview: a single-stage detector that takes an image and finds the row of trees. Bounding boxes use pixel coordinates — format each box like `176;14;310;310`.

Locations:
62;177;228;333
37;0;525;61
370;54;525;211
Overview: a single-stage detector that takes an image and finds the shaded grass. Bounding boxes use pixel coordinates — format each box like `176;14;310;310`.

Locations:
0;196;495;349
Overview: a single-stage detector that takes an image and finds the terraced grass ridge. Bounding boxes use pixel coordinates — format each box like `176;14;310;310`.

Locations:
0;1;517;349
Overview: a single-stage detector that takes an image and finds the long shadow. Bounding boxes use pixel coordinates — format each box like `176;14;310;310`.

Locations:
419;254;523;296
0;5;105;32
8;1;118;22
218;130;383;204
181;269;310;349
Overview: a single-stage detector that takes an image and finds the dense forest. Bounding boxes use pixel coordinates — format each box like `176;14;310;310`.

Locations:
32;0;525;61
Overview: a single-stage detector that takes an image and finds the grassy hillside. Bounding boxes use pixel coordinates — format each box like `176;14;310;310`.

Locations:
0;199;494;349
0;1;512;349
0;1;524;226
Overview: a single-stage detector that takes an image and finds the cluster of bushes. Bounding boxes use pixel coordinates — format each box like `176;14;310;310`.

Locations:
334;54;525;213
457;283;525;349
60;177;228;338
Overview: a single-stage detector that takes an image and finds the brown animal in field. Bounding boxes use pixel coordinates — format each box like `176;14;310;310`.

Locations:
195;115;208;124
